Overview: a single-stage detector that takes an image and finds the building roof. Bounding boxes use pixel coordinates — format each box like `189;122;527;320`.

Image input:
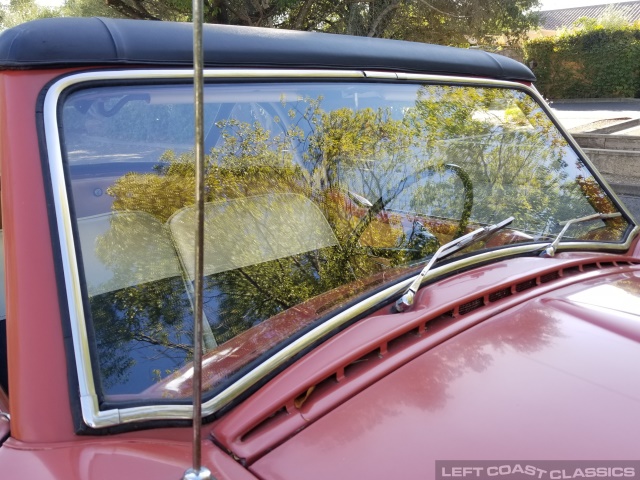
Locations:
0;17;535;82
540;1;640;30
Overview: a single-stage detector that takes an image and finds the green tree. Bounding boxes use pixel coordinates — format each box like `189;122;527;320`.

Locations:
0;0;60;30
1;0;541;48
62;0;117;19
525;24;640;99
572;5;632;32
294;0;541;45
1;0;540;47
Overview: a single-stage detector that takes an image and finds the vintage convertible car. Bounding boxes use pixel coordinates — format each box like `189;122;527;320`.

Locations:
0;17;639;480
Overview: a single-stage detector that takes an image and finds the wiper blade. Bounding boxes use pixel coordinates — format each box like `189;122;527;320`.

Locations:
540;212;622;257
395;216;514;313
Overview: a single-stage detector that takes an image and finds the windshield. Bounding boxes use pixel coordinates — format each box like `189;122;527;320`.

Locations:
60;81;629;402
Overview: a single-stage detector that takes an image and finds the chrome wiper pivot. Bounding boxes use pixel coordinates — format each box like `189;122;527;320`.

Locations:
540;212;622;257
395;216;514;313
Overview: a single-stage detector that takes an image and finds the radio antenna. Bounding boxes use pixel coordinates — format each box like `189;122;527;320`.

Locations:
181;0;212;477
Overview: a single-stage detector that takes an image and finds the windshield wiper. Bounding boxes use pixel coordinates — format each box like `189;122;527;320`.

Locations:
395;216;514;312
540;212;622;257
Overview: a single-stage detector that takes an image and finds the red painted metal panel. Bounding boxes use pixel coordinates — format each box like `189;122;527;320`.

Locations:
0;70;78;442
250;275;640;479
0;437;256;479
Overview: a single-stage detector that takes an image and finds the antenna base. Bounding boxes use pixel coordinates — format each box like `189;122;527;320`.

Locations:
182;466;214;480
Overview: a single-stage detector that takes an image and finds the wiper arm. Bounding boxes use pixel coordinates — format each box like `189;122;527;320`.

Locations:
395;216;514;312
540;212;622;257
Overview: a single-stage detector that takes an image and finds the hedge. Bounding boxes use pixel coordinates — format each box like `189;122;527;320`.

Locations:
524;27;640;99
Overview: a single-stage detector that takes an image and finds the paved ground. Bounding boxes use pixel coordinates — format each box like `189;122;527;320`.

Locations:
549;99;640;131
617;126;640;136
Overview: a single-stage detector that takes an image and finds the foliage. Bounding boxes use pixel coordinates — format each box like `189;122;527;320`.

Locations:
2;0;540;47
0;0;60;30
406;86;597;232
371;0;541;45
61;0;117;19
1;0;120;29
102;101;425;346
525;22;640;98
573;5;630;31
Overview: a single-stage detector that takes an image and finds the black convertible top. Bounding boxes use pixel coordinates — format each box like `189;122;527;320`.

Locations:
0;17;535;82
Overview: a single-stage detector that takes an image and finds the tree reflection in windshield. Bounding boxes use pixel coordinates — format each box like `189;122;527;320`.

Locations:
62;83;628;396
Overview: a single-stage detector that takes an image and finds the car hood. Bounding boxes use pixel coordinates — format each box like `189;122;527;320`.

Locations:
250;270;640;479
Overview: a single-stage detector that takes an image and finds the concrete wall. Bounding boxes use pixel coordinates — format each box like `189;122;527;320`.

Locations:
571;134;640;190
573;134;640;151
584;148;640;179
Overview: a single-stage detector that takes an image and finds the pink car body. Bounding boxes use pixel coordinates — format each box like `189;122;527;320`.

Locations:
0;17;638;480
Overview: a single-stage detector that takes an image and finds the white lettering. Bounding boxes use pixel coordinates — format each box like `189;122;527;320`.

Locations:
513;465;525;475
499;465;512;475
524;466;537;476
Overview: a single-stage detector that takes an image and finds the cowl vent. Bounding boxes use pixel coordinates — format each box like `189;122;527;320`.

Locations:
212;257;639;465
453;260;633;317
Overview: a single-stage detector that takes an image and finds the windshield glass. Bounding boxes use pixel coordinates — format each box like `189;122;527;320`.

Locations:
61;81;629;402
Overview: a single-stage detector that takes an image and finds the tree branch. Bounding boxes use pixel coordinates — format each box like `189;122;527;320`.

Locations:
415;0;470;19
236;268;292;310
367;0;401;37
293;0;315;30
104;0;159;20
133;332;193;354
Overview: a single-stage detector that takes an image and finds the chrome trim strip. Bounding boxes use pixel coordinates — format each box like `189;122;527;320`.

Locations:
43;69;639;429
44;81;101;427
390;72;533;87
363;71;398;79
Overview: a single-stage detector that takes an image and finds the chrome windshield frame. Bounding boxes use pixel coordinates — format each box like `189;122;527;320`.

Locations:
42;68;640;429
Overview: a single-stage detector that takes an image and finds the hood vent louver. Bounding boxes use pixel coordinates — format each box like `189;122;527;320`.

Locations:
540;271;560;283
515;278;537;292
457;297;484;315
488;287;512;302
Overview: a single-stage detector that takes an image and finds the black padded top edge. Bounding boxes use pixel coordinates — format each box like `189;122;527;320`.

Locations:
0;17;536;82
